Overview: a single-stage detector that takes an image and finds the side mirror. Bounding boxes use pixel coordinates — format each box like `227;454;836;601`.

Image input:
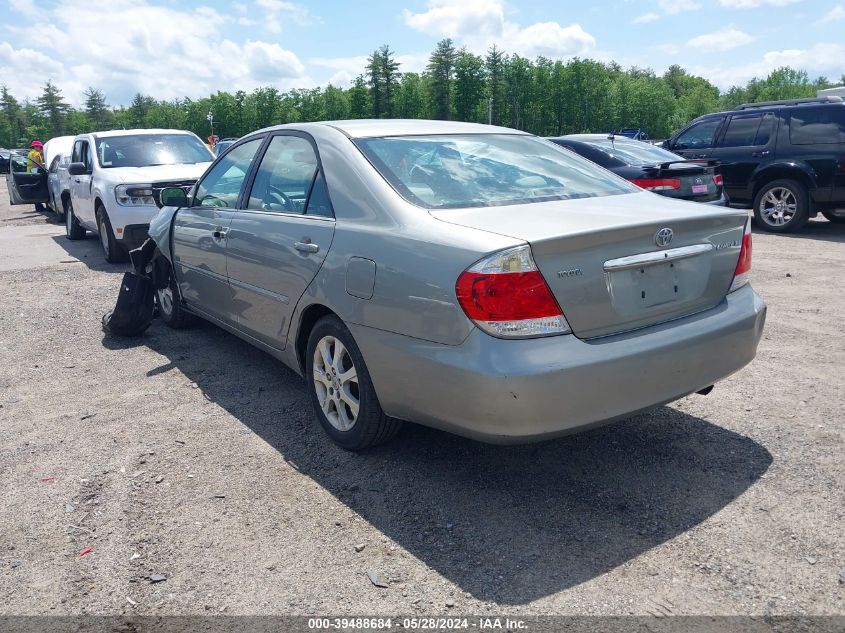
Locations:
68;162;88;176
661;140;671;149
159;187;188;208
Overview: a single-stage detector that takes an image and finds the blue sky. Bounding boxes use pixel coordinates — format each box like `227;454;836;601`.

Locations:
1;0;843;106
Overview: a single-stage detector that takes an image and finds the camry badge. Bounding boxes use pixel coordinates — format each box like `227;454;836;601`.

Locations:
654;228;673;248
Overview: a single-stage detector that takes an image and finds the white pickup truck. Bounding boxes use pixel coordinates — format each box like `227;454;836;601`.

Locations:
63;129;213;262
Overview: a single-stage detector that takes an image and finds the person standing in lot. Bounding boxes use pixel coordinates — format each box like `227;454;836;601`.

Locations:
27;140;44;173
26;140;47;212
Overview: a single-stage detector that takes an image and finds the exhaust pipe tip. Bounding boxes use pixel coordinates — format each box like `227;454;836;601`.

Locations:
696;385;714;396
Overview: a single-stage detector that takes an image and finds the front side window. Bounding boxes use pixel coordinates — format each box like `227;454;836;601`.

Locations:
194;138;263;208
674;119;723;150
720;114;764;148
356;134;636;210
790;107;845;145
95;134;212;168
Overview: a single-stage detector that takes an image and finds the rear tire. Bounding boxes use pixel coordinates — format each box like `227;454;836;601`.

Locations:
65;199;86;240
156;266;194;329
305;315;402;451
96;204;128;263
752;179;809;233
821;210;845;224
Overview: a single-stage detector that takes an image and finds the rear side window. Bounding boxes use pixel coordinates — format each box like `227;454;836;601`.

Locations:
790;107;845;145
721;114;764;148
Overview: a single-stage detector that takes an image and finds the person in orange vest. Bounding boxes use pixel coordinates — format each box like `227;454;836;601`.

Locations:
27;140;45;173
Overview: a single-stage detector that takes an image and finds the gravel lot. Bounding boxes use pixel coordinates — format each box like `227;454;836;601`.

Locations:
0;178;842;618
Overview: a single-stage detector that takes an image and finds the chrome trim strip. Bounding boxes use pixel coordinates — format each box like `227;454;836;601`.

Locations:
603;243;713;272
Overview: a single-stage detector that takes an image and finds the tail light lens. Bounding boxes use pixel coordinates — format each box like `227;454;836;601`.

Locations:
713;173;724;186
729;219;752;293
630;178;681;191
456;245;571;338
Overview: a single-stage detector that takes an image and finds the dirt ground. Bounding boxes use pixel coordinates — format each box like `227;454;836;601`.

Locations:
0;178;842;618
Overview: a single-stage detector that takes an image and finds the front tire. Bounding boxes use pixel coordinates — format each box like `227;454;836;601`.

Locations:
753;179;809;233
96;205;128;263
305;316;402;451
65;199;86;240
156;266;194;329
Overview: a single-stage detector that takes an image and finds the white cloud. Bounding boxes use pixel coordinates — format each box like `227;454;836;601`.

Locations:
310;52;429;84
256;0;314;34
817;4;845;22
718;0;801;7
633;12;661;23
687;27;755;51
402;0;596;59
631;0;700;23
0;0;311;106
692;42;845;87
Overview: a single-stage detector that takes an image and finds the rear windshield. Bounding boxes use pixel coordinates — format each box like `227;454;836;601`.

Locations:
355;134;636;209
95;134;212;168
578;137;681;165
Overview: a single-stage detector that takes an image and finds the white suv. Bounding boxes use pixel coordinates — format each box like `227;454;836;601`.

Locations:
65;129;213;262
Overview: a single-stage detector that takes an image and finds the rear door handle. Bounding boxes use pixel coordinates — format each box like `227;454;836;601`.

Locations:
752;150;771;158
294;241;320;254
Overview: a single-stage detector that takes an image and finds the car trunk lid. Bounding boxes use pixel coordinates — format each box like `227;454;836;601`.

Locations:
432;191;748;339
637;160;722;202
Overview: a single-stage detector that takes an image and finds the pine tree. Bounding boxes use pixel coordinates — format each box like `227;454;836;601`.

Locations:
36;81;70;137
83;87;111;130
367;45;400;118
485;45;508;125
427;38;457;120
453;50;485;122
1;85;25;146
348;75;372;119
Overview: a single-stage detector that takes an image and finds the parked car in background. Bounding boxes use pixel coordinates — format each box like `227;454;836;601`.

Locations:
213;138;238;156
42;135;75;218
146;120;765;451
0;148;10;174
663;96;845;232
617;128;649;141
1;149;49;207
47;152;72;219
549;134;727;206
64;129;214;262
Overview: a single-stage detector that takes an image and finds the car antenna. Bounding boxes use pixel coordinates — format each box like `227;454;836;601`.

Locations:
607;130;615;147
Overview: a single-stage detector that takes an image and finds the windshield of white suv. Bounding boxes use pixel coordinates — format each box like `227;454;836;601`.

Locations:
355;134;637;209
95;134;212;168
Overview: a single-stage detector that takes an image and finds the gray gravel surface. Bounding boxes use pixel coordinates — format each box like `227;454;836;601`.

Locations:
0;179;842;616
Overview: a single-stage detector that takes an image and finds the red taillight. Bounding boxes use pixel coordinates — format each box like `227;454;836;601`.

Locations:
457;270;561;321
630;178;681;191
729;219;752;292
456;245;571;338
713;174;724;186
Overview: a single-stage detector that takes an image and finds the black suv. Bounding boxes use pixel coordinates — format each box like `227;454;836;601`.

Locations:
663;96;845;232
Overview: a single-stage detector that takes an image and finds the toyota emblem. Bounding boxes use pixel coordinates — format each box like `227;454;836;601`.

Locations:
655;228;673;247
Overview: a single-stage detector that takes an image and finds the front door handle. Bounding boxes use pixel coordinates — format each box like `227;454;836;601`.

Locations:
294;241;320;254
212;227;228;240
693;153;709;159
752;150;771;158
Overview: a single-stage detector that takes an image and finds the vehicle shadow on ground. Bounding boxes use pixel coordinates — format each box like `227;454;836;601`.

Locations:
752;218;845;243
105;319;772;605
50;235;129;273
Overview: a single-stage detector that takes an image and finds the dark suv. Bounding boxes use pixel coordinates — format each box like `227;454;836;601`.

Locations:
663;96;845;232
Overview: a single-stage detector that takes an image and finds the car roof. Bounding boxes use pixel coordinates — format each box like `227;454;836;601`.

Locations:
555;134;628;142
85;129;198;140
248;119;531;140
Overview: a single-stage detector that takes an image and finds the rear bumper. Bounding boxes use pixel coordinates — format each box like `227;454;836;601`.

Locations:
351;284;766;443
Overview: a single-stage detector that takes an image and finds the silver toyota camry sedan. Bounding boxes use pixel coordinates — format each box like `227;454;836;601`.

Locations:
149;120;766;451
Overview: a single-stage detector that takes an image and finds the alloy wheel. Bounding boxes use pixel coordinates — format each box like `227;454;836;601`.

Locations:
312;335;360;432
759;187;797;227
157;286;174;318
98;214;110;257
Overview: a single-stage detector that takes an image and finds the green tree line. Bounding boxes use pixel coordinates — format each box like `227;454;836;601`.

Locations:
1;39;842;149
